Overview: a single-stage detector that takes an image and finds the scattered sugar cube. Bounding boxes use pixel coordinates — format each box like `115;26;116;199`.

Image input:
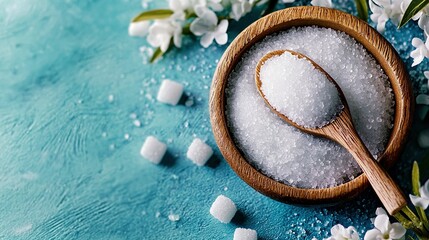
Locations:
234;228;257;240
168;213;180;222
157;79;184;105
210;195;237;223
187;138;213;166
140;136;167;164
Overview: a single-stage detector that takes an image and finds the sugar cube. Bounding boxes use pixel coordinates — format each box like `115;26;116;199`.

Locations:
210;195;237;223
233;228;257;240
187;138;213;166
140;136;167;164
157;79;184;105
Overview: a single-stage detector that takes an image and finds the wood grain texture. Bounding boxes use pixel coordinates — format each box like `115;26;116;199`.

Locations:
209;6;414;206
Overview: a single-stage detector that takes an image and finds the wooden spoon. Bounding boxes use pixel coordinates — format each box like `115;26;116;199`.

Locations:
255;49;407;215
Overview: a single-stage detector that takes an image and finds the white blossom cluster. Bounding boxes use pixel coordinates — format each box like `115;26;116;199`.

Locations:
128;0;337;54
311;208;406;240
369;0;429;67
129;0;260;52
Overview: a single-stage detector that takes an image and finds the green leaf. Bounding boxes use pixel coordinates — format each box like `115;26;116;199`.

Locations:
149;47;164;63
412;161;421;196
354;0;368;21
132;9;174;22
399;0;429;28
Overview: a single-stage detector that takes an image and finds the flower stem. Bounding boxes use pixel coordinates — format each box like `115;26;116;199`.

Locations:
402;206;429;237
395;211;415;229
416;206;429;232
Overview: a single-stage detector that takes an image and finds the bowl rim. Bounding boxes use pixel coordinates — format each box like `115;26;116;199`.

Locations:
209;6;414;205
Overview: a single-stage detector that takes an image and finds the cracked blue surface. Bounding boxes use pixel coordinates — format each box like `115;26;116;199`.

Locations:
0;0;428;239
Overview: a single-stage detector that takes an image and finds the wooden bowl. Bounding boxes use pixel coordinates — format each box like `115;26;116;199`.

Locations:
209;6;413;206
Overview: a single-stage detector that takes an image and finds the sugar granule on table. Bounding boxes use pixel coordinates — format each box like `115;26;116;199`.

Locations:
234;228;257;240
140;136;167;164
210;195;237;223
186;138;213;166
157;79;184;105
226;26;395;188
259;51;343;128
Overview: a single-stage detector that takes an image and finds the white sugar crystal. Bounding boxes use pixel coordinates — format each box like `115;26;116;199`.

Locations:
124;133;130;140
233;228;257;240
260;51;343;127
108;94;114;103
157;79;184;105
128;21;150;37
210;195;237;223
140;136;167;164
168;213;180;222
187;138;213;166
226;27;395;188
133;119;141;127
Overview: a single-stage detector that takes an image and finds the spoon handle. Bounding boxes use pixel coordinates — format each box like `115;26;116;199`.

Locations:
333;114;407;215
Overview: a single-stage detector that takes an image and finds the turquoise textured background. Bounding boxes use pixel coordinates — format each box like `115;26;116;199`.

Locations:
0;0;428;239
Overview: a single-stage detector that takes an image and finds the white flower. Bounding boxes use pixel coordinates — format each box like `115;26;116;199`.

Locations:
147;12;185;52
410;37;429;67
410;178;429;209
190;6;228;47
325;224;360;240
370;207;388;224
401;0;429;35
369;0;402;33
229;0;254;21
282;0;295;3
128;21;150;37
311;0;332;8
364;214;406;240
169;0;223;13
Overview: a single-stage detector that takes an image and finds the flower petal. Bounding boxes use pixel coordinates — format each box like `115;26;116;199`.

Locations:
345;226;360;240
190;18;210;36
412;37;424;47
215;33;228;45
364;228;382;240
216;19;229;34
128;21;150;37
375;207;387;216
374;214;390;234
330;224;345;236
410;194;429;209
389;222;406;239
200;33;214;48
421;179;429;199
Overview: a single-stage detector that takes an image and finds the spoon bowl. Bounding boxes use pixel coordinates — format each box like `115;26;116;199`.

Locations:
255;50;407;215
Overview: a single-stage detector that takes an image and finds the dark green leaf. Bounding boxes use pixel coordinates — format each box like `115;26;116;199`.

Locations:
399;0;429;28
132;9;174;22
412;161;421;196
354;0;368;21
150;47;164;63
